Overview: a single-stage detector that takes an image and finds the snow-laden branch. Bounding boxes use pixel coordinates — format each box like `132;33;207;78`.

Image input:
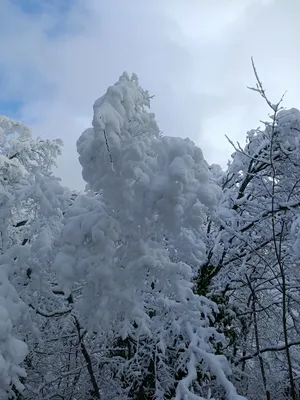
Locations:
237;340;300;363
29;304;72;318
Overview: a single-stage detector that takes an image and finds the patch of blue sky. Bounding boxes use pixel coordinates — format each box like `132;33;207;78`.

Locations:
0;62;54;97
10;0;85;38
1;1;86;120
10;0;73;16
10;0;48;15
0;62;55;122
0;99;24;119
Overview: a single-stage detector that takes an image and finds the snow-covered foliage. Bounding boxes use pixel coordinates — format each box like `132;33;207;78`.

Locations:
199;68;300;400
3;67;300;400
52;73;244;399
0;282;27;398
0;115;69;399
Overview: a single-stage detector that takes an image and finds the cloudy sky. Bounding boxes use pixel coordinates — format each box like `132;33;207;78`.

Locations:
0;0;299;190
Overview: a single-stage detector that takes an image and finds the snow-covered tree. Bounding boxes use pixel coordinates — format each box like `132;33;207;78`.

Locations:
200;62;300;400
6;64;300;400
53;72;244;399
0;115;69;399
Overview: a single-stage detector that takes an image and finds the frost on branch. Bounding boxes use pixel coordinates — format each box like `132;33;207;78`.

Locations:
0;115;69;398
0;272;28;399
202;86;300;398
54;73;244;399
0;263;28;399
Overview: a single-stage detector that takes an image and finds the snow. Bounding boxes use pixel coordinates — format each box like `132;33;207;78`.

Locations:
277;108;300;125
54;72;245;399
0;114;70;399
0;303;28;397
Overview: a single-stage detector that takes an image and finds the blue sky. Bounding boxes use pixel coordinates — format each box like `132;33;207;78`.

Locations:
0;0;79;118
10;0;78;34
11;0;73;14
1;0;300;190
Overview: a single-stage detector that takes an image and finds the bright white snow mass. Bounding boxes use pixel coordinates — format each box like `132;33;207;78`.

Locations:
54;73;244;399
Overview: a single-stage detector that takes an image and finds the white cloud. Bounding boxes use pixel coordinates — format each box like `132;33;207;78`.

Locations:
1;0;299;190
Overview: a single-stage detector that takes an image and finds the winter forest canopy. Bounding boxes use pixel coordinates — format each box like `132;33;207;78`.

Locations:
1;65;300;400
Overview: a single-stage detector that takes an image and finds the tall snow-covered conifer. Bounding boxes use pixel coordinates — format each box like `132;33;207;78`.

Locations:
54;73;244;399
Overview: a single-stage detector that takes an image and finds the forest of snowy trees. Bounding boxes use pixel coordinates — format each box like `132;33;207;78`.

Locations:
1;67;300;400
